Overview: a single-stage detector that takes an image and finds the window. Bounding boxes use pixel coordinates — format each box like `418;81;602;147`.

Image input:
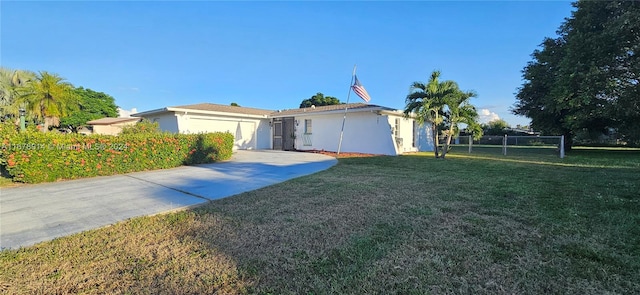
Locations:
304;119;312;134
394;118;400;137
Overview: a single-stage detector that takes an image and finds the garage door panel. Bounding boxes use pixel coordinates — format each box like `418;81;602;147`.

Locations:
189;119;235;134
235;122;256;150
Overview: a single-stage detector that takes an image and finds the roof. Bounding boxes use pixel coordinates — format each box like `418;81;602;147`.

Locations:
133;102;404;119
86;117;140;125
133;103;274;118
270;103;397;117
172;103;274;116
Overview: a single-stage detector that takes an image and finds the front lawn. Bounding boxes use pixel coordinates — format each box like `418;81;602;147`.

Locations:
1;148;639;294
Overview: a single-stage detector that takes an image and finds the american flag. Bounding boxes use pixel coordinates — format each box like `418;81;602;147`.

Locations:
351;75;371;103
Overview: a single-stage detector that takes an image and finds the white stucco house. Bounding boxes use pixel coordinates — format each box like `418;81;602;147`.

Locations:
132;102;433;155
132;103;272;151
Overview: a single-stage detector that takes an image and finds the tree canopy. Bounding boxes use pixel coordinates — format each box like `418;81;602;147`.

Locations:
60;87;119;131
0;67;120;132
482;119;510;135
513;1;640;147
299;92;341;108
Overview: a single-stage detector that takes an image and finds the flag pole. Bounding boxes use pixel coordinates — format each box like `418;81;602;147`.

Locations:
337;64;356;156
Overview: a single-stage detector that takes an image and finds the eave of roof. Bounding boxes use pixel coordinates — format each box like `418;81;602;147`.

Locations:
172;103;274;116
132;103;274;119
269;103;396;118
131;102;408;120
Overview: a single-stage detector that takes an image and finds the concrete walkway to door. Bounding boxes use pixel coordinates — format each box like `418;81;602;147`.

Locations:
0;150;337;250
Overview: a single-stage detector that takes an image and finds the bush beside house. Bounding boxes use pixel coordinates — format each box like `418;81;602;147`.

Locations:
0;123;233;183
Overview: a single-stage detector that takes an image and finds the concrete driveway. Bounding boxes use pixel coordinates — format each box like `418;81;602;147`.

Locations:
0;150;337;250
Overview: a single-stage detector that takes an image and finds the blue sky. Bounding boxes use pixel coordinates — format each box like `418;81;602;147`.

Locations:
1;1;574;126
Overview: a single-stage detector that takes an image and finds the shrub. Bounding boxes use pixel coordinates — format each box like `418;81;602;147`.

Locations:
0;128;233;183
120;119;160;135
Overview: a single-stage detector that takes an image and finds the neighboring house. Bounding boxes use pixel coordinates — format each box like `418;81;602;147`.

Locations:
133;102;434;155
86;117;141;135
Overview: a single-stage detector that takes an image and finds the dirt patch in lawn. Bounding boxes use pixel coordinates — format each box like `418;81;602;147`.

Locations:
298;149;380;158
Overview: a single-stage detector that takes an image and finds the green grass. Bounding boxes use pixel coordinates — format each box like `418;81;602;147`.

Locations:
0;175;16;187
1;148;639;294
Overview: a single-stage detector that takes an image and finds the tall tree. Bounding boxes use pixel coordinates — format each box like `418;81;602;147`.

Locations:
60;87;119;132
299;92;341;108
513;37;575;146
514;1;640;147
15;71;79;131
405;71;452;158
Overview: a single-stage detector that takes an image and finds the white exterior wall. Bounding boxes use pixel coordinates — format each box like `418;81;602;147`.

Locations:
136;107;433;154
292;112;397;155
148;113;179;133
385;112;435;153
387;113;420;154
414;121;434;152
181;114;269;150
255;120;271;149
143;112;269;150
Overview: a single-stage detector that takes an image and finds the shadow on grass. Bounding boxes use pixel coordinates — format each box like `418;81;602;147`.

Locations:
3;150;640;294
176;152;640;293
0;152;339;293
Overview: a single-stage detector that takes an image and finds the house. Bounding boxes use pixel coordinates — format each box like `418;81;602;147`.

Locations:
270;103;432;155
133;103;434;155
86;117;141;135
132;104;272;150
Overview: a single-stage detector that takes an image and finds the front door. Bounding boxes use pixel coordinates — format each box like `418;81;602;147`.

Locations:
272;120;283;150
283;117;295;150
272;117;296;150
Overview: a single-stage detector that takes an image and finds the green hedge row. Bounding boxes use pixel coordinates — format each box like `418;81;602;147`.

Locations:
0;125;234;183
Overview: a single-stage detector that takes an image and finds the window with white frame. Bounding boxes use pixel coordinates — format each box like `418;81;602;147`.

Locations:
304;119;312;134
394;118;401;137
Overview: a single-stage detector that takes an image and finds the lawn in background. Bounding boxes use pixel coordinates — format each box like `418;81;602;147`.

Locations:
1;147;639;294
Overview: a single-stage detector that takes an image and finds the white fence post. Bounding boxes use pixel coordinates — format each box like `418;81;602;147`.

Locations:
503;134;508;156
468;135;472;153
560;135;565;159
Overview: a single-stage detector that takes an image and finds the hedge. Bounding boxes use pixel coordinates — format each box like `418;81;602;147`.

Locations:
0;125;234;183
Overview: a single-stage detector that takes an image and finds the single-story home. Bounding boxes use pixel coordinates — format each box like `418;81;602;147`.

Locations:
132;103;434;155
86;117;141;135
132;103;272;150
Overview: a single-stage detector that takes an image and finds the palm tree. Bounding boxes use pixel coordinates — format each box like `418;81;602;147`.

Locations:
14;71;78;131
440;89;482;158
404;71;459;158
0;68;35;118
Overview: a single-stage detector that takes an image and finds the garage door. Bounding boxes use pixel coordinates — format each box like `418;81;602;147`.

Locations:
187;119;256;150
